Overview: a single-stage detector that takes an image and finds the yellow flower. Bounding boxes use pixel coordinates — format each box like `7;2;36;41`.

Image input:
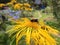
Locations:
14;3;21;10
18;3;23;6
11;0;17;3
22;18;39;29
28;8;32;11
14;3;23;10
24;3;30;7
0;4;5;7
6;18;57;45
6;0;17;6
24;7;28;10
25;7;32;11
6;2;13;6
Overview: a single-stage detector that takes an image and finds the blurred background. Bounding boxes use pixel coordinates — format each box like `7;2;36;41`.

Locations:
0;0;60;45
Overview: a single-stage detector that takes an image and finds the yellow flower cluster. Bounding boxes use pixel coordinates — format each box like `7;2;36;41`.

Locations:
5;0;32;11
0;4;5;8
24;3;30;7
6;0;17;6
14;3;32;11
6;2;13;6
0;0;14;8
11;0;17;3
14;3;23;10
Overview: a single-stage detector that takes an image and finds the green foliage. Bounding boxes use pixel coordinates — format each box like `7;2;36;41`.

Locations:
42;0;52;6
46;21;60;30
0;31;9;45
6;21;17;25
52;0;60;25
0;23;6;31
